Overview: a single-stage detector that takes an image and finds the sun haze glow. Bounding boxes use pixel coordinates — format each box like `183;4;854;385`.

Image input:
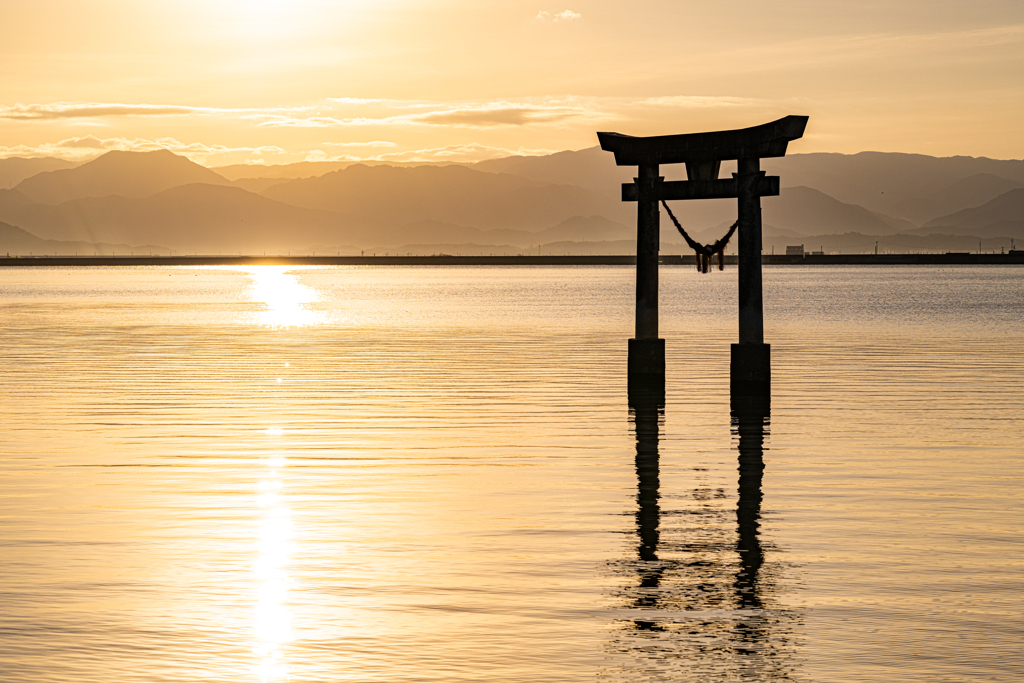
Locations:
0;1;1022;163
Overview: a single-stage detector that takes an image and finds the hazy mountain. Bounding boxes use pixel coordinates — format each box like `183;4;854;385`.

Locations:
232;177;292;194
689;221;810;246
0;220;167;256
0;157;79;189
263;163;627;230
533;215;633;243
4;146;1021;253
214;159;466;182
0;189;33;211
367;215;634;250
923;188;1024;238
477;147;1024;226
892;173;1024;225
14;149;233;204
761;152;1024;218
0;183;373;253
473;147;637;194
366;220;493;248
214;161;353;181
758;186;911;236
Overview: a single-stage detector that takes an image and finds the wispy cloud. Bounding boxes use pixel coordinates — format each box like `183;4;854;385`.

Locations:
408;102;585;127
0;135;284;163
636;95;755;108
303;150;361;162
377;143;556;163
302;143;556;164
0;101;310;121
535;9;581;22
249;114;348;128
2;95;746;134
254;100;596;129
0;102;209;121
0;94;786;164
325;97;387;105
321;141;397;148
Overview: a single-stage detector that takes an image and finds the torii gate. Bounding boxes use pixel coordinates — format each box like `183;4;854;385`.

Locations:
598;115;808;396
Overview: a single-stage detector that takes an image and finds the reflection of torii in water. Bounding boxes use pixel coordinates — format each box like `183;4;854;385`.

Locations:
661;200;738;274
627;393;770;618
604;392;798;680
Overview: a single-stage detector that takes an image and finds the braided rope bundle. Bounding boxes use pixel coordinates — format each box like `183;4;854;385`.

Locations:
660;200;738;273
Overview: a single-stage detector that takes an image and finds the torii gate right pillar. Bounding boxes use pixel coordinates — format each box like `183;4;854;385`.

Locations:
733;156;770;396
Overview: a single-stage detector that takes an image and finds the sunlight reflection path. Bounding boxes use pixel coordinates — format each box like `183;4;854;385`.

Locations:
242;266;324;327
253;440;294;682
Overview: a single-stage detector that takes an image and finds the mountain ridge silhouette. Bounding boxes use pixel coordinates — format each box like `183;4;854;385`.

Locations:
13;149;233;204
2;147;1023;254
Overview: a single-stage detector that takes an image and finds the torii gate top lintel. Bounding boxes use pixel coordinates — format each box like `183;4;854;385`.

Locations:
597;115;808;168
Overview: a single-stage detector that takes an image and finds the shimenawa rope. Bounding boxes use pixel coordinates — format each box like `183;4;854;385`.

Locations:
660;200;738;273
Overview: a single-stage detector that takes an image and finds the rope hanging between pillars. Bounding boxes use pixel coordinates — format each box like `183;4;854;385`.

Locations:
660;200;738;273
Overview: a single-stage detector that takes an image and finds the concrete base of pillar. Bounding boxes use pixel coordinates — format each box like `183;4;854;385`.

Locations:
731;343;771;397
628;338;665;401
629;338;665;375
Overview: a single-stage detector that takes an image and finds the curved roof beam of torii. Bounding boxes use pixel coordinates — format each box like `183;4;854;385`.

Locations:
597;115;808;167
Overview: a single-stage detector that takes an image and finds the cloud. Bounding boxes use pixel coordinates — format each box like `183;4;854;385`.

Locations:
375;143;556;163
0;101;311;121
409;103;583;127
249;114;348;127
2;97;598;131
255;100;595;129
637;96;754;108
535;9;581;22
55;135;110;149
321;141;397;148
299;142;556;164
325;97;387;105
303;149;361;162
0;94;787;165
0;136;285;163
0;102;204;120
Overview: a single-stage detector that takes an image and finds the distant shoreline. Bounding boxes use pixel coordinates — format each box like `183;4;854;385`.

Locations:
1;253;1022;267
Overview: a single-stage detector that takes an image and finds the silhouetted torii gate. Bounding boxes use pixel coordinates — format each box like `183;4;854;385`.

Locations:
598;115;808;396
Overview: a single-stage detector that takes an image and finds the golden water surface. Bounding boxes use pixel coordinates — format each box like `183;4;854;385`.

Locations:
1;265;1021;682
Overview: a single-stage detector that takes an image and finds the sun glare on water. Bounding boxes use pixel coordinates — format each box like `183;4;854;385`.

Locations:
253;437;294;681
243;266;324;327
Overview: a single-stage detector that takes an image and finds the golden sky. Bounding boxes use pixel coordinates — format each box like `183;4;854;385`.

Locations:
2;0;1022;165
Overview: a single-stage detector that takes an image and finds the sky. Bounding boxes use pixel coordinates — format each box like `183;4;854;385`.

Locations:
1;0;1022;166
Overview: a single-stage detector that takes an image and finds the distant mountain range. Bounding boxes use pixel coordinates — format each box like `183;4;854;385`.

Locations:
0;220;166;256
0;156;78;190
922;187;1024;237
0;146;1021;255
262;163;626;231
14;150;233;204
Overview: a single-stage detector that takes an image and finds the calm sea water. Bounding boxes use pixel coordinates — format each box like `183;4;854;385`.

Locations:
1;265;1021;683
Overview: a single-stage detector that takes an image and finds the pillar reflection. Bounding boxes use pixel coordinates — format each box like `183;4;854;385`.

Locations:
604;387;797;681
732;393;769;610
629;386;666;631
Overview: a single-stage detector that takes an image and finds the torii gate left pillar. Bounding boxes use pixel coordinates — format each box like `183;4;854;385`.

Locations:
629;162;664;388
598;115;808;397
